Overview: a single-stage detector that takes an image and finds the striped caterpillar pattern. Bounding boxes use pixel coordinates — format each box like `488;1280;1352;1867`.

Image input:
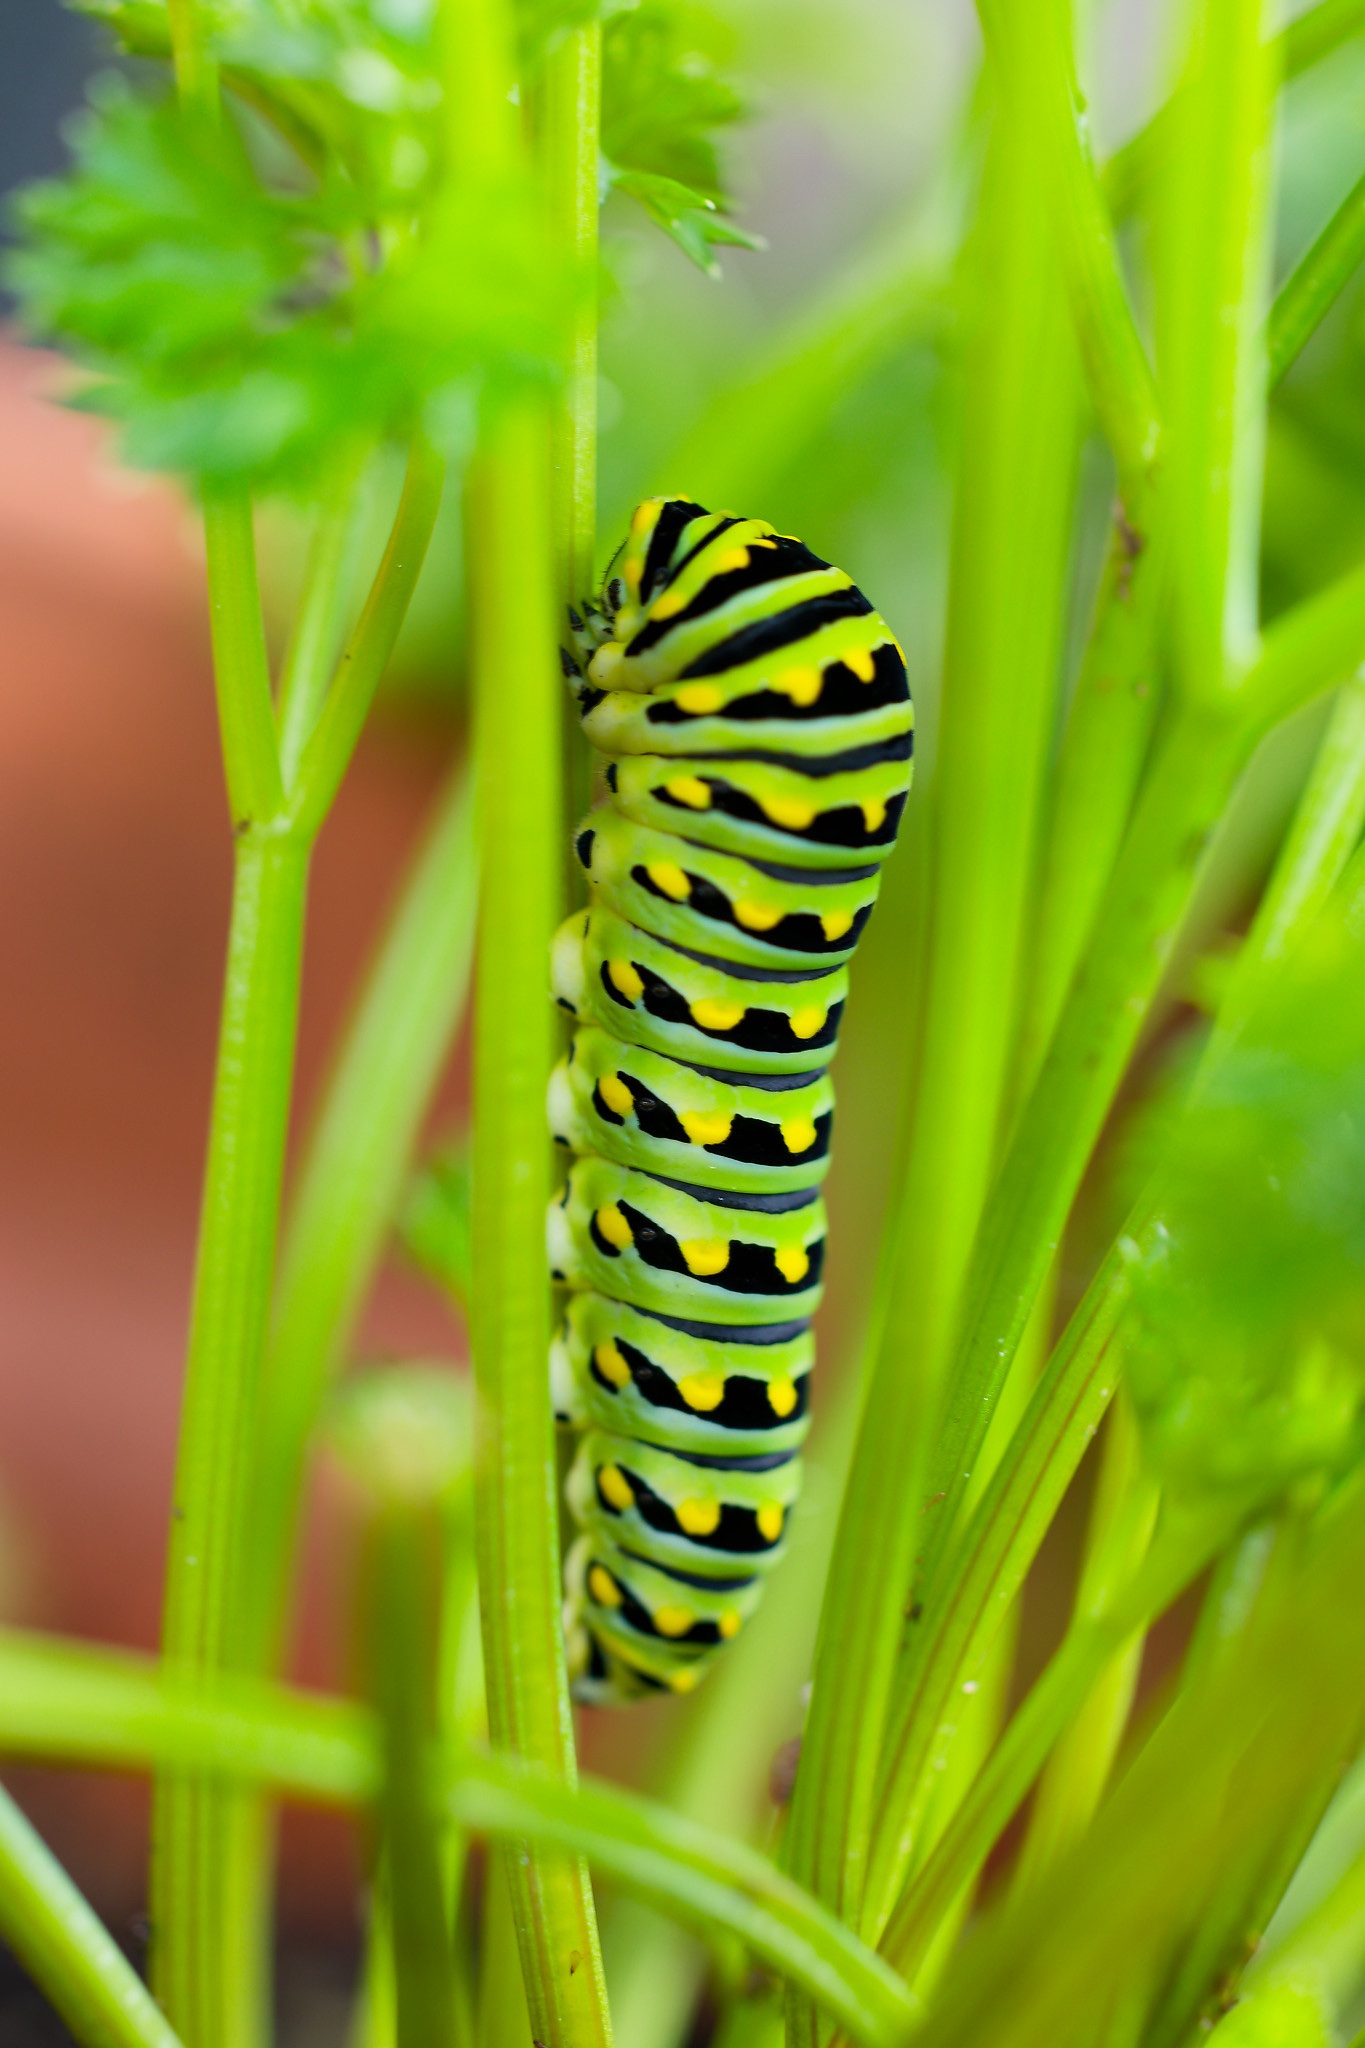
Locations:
548;496;913;1704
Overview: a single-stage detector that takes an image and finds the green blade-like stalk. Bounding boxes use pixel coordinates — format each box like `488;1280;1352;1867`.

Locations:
0;1785;182;2048
780;96;1082;2003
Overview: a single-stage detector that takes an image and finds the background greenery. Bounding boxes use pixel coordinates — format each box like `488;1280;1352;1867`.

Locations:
9;1;1365;2046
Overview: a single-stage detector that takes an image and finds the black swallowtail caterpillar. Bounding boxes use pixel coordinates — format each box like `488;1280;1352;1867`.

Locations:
548;496;913;1704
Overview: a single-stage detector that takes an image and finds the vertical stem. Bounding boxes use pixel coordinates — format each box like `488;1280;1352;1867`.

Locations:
277;458;367;790
151;828;309;2046
539;21;602;897
467;397;612;2047
780;101;1082;2005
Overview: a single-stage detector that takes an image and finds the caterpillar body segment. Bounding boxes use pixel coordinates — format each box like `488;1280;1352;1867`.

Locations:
551;496;912;1704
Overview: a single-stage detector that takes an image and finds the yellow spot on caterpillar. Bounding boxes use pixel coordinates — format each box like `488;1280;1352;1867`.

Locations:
713;545;750;573
587;642;625;685
768;1377;799;1418
846;646;877;682
598;1463;635;1512
624;556;642;591
598;1073;634;1118
595;1203;633;1251
774;1243;810;1285
594;1340;631;1388
680;1238;730;1277
780;1116;818;1153
665;774;712;809
861;797;887;833
675;682;723;715
757;1502;785;1543
763;793;816;830
651;587;687;619
774;665;823;707
669;1664;699;1692
734;899;783;932
588;1564;621;1608
789;1005;827;1040
680;1110;734;1147
676;1498;721;1537
630;502;655;534
647;860;691;901
691;997;745;1031
719;1610;742;1639
821;910;854;942
680;1371;726;1411
654;1604;694;1638
608;958;644;1003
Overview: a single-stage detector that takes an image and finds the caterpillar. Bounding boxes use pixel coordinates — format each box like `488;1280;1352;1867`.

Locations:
548;496;912;1704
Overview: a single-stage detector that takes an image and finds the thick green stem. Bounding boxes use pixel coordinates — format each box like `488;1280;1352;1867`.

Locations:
0;1785;182;2048
201;493;284;828
152;828;309;2046
979;0;1159;500
467;398;611;2048
780;108;1081;1995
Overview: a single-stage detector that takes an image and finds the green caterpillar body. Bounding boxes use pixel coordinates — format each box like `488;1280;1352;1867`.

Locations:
549;496;913;1704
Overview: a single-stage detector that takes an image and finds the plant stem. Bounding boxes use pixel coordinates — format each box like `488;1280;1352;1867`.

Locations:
1157;0;1277;710
201;492;284;828
780;106;1081;1990
978;0;1159;500
151;824;308;2047
538;19;601;895
1016;498;1164;1086
467;396;611;2047
862;1253;1130;1938
287;437;445;839
879;1518;1229;1982
277;456;367;788
1010;1396;1158;1892
0;1785;182;2048
243;761;477;1673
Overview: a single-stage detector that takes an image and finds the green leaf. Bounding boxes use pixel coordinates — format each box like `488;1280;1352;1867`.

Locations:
609;168;763;277
6;44;567;487
600;3;758;273
601;3;742;200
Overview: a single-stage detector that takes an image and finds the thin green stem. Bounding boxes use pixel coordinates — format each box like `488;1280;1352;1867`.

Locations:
781;109;1081;1991
1239;556;1365;732
1217;674;1365;1039
201;492;284;829
1158;0;1277;708
151;828;308;2047
288;438;445;840
863;1254;1130;1939
880;1518;1230;1982
1016;497;1164;1089
1011;1396;1158;1892
538;20;602;896
277;454;368;789
467;397;611;2048
0;1633;914;2048
1269;168;1365;389
366;1510;464;2048
243;761;477;1674
978;0;1160;500
0;1784;182;2048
